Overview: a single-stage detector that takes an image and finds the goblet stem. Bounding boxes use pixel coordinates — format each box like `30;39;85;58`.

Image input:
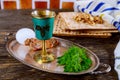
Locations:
34;39;55;63
41;40;55;63
41;40;47;61
42;40;47;56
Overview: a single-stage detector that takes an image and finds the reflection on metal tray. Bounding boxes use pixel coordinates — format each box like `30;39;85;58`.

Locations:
6;37;110;75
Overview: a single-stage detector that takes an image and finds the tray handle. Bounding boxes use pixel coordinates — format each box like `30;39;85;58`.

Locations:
4;32;15;42
90;63;111;74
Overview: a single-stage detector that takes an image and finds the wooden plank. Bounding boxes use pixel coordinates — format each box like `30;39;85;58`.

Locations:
62;2;74;9
35;2;47;9
4;1;16;9
50;0;59;9
20;0;32;9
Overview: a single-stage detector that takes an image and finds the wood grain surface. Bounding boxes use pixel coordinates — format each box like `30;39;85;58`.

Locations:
0;9;119;80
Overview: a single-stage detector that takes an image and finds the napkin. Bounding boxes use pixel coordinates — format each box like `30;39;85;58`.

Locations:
114;40;120;80
74;0;120;79
74;0;120;31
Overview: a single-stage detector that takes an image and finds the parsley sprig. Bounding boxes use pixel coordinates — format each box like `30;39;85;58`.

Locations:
57;46;92;72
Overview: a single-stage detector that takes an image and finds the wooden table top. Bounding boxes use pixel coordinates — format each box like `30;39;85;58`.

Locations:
0;9;119;80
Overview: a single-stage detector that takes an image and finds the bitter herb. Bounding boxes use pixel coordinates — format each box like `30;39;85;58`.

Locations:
57;46;92;72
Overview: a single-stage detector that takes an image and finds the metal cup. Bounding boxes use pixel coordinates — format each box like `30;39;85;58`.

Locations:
31;10;55;40
31;10;56;63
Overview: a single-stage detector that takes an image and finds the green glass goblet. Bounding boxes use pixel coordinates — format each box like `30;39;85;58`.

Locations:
31;10;55;63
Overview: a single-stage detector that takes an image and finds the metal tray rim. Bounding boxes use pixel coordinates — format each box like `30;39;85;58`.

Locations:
6;37;100;75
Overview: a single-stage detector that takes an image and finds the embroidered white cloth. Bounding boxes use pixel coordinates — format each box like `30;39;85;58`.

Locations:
114;40;120;80
74;0;120;79
74;0;120;31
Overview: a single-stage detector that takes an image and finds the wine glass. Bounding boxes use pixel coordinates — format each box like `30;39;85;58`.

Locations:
31;10;55;63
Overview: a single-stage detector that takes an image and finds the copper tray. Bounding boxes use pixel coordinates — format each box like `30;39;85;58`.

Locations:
6;37;111;75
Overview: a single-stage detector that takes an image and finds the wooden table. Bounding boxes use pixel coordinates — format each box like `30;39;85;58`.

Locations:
0;10;119;80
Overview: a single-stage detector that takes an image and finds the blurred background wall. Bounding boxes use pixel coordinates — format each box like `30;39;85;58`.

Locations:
0;0;75;10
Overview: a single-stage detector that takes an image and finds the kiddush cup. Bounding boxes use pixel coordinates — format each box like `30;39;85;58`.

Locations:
31;10;56;63
31;10;55;40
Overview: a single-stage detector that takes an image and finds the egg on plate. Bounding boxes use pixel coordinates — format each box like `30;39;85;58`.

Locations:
16;28;35;45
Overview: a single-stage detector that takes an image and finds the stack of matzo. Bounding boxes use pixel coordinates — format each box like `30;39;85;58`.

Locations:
53;12;118;38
